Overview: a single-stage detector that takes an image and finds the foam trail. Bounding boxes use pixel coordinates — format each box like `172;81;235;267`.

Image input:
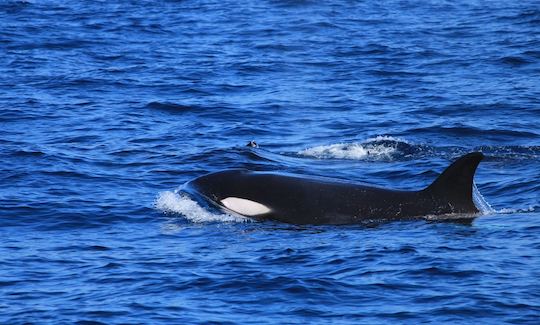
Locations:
155;191;250;223
497;206;539;214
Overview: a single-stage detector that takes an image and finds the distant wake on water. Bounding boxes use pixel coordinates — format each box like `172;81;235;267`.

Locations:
297;136;418;161
298;136;540;161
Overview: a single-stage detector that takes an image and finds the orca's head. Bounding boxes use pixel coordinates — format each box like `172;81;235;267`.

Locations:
188;170;272;217
188;169;253;201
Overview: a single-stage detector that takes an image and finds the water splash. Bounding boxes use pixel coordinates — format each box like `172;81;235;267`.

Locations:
471;183;538;215
473;182;496;215
154;191;250;223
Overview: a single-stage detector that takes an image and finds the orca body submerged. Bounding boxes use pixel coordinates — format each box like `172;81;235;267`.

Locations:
187;152;484;225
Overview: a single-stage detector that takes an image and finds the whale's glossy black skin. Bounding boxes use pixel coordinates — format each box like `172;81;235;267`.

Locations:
187;152;484;225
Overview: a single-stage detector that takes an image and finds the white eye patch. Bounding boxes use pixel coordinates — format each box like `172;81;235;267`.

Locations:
220;197;271;216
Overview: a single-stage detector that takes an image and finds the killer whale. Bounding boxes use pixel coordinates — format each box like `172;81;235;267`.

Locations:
187;152;484;225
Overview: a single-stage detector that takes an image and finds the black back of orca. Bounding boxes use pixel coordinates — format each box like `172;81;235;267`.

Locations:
188;152;484;225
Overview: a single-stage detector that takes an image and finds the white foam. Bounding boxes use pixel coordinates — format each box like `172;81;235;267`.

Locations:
366;135;408;143
154;191;250;223
497;205;539;214
298;136;405;160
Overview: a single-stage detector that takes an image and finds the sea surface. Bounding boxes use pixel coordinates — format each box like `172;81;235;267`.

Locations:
1;0;540;323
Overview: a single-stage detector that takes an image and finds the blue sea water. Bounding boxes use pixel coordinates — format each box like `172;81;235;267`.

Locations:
1;0;540;323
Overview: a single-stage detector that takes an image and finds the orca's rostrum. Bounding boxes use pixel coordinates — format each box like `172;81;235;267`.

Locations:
188;152;484;225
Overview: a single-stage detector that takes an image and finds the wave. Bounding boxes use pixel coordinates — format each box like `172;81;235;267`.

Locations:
154;191;250;223
499;56;533;66
298;136;424;161
145;101;198;113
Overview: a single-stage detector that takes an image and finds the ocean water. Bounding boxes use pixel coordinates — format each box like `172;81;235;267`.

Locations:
1;0;540;323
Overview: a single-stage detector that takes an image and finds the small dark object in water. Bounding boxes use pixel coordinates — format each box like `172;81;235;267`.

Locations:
246;140;258;148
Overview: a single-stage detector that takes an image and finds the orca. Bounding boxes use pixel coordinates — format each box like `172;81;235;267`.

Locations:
187;152;484;225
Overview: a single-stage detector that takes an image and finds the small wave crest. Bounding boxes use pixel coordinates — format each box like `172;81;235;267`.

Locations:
298;136;419;160
154;191;249;223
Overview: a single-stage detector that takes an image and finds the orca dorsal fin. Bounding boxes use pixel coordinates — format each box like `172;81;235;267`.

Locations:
424;152;484;213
